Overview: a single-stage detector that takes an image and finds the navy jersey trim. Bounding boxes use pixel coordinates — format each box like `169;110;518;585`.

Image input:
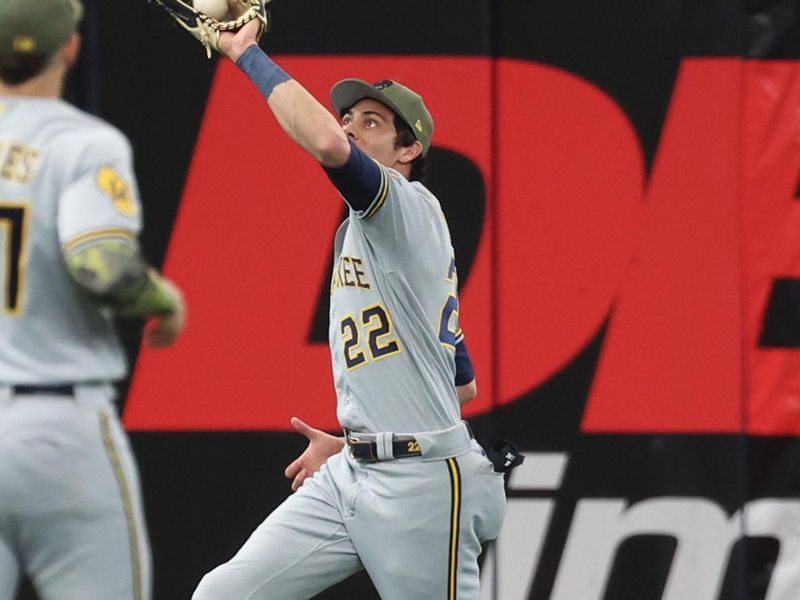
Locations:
323;141;386;215
363;168;389;219
454;339;475;386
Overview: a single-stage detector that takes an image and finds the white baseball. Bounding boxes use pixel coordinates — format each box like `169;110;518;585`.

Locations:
193;0;229;20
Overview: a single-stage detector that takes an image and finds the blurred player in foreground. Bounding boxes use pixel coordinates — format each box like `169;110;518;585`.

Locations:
190;16;508;600
0;1;185;598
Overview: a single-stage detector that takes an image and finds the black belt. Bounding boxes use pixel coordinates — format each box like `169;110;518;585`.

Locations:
13;384;74;397
346;432;422;462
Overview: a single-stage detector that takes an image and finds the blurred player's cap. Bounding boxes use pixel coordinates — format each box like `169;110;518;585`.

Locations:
331;78;435;156
0;0;83;56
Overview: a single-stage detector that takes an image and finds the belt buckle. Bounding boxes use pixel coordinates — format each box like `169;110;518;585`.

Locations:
358;441;378;462
346;433;378;462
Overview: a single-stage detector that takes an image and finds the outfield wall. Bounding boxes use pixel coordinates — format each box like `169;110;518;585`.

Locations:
23;2;799;598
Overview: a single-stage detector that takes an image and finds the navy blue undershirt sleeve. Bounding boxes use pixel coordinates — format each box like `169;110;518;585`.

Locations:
324;141;383;212
455;339;475;386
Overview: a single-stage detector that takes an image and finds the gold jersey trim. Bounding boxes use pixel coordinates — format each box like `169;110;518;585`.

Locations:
99;411;144;600
364;167;390;219
446;457;462;600
62;227;136;253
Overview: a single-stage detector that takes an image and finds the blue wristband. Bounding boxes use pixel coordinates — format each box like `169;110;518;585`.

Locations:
236;45;291;100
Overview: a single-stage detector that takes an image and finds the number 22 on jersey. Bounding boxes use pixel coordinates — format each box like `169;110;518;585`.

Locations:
341;303;402;371
340;294;463;371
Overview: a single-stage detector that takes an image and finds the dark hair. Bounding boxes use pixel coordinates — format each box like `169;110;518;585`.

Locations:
0;53;51;86
393;113;429;183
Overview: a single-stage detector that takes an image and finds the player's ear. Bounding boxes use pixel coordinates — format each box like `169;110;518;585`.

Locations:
61;33;81;68
398;140;423;165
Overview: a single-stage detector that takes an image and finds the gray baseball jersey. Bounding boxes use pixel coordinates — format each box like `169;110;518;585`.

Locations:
0;95;141;384
330;165;463;434
194;158;505;600
0;94;151;600
191;54;503;600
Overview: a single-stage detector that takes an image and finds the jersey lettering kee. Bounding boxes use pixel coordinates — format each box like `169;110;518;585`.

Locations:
329;164;465;435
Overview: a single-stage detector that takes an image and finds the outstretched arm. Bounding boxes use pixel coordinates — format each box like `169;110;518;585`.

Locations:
218;21;350;168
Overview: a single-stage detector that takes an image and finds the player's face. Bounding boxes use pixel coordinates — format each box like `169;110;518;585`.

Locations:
341;99;404;169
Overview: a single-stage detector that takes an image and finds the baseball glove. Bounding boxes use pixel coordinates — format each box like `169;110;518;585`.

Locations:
152;0;270;59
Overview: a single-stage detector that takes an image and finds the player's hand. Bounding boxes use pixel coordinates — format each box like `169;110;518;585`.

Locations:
144;279;186;348
219;18;261;62
284;417;345;492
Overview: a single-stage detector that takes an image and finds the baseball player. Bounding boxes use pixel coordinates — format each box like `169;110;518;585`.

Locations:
190;19;507;600
0;1;186;599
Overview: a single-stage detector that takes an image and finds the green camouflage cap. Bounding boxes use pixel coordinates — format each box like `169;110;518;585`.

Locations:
0;0;82;56
331;78;435;156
